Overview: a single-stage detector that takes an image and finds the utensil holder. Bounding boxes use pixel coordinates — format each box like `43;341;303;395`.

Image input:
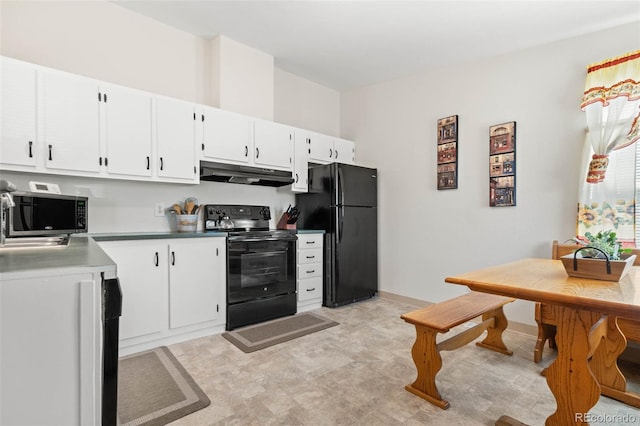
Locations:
176;214;198;232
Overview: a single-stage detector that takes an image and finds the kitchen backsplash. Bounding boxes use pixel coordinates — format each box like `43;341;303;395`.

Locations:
1;171;295;233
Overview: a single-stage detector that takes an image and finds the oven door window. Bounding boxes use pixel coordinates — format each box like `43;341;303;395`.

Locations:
228;239;296;304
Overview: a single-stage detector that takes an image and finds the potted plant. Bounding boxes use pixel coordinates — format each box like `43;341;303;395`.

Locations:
561;230;636;281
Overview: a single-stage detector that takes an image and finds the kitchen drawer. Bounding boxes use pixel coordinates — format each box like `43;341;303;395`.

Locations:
298;262;322;279
298;276;322;302
297;233;323;249
298;248;323;264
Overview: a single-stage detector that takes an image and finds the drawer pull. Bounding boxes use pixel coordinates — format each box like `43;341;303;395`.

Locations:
306;241;315;244
306;270;315;274
306;288;315;292
306;255;315;259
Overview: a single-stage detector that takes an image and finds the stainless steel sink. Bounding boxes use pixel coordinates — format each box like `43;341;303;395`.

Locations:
0;236;71;250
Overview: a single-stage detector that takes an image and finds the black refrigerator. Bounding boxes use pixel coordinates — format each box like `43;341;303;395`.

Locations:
296;163;378;307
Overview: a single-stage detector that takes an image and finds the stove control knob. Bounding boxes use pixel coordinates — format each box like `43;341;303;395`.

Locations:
263;287;268;291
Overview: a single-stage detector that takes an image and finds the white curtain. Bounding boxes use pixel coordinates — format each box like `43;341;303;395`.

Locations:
577;51;640;243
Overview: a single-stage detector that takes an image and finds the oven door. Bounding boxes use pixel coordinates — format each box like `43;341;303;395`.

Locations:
227;236;296;304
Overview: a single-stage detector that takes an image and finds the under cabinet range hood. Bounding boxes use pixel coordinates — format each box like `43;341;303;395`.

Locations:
199;161;295;187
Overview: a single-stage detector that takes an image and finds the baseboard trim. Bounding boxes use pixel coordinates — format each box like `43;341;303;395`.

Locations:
379;290;538;337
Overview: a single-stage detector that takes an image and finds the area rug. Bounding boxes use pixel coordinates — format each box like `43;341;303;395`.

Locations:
117;346;210;426
222;312;339;353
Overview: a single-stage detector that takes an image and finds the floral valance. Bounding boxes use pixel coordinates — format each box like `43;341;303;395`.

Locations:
581;50;640;109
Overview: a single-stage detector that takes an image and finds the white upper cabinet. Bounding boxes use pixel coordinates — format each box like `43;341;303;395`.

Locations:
200;108;293;172
201;106;252;164
155;96;197;182
308;131;356;165
333;137;356;165
39;68;101;174
100;83;153;178
291;129;309;192
307;131;334;164
253;119;293;170
0;57;37;168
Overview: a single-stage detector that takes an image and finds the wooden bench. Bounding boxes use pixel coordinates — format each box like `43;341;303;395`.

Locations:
401;291;515;410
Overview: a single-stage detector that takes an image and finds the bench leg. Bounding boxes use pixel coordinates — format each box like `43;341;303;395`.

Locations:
476;306;513;356
534;303;557;363
405;325;450;409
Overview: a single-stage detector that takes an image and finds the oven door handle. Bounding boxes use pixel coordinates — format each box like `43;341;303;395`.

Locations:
227;236;297;243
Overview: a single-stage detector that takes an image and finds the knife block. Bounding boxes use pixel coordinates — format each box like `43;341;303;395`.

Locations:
276;213;297;230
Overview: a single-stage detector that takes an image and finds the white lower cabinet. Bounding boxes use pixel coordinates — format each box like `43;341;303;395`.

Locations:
297;233;324;311
1;272;103;426
168;238;226;329
98;237;226;354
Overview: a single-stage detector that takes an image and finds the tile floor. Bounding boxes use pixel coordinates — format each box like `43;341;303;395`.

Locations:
167;297;640;425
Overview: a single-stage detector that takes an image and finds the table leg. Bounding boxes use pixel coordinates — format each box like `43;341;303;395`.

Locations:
544;306;605;426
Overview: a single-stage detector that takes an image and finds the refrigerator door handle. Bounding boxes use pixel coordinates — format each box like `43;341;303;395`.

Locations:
336;207;343;243
338;166;345;206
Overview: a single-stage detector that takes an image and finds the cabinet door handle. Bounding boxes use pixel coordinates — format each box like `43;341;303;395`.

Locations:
256;147;260;158
295;173;299;183
48;144;53;161
306;288;315;292
160;157;164;171
99;157;103;166
329;148;333;158
306;270;315;274
28;141;33;158
154;252;159;267
306;255;315;259
105;157;108;166
146;156;150;170
335;150;339;159
171;251;175;266
245;146;248;157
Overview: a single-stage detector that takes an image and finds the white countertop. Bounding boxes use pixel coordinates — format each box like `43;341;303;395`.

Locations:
0;235;116;280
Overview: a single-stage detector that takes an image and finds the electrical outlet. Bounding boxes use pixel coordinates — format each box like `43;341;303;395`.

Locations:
155;203;165;217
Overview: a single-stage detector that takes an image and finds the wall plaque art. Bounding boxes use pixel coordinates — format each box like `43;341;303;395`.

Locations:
489;121;516;207
437;115;458;190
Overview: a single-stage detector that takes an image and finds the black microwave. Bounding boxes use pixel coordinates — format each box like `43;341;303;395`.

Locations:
7;192;88;237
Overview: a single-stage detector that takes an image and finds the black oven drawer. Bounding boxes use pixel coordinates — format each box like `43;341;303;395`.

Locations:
227;293;296;330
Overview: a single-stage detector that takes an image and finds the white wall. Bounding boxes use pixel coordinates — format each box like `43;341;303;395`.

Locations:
0;171;295;233
341;22;640;325
0;0;209;104
0;1;341;234
274;68;341;136
214;35;275;120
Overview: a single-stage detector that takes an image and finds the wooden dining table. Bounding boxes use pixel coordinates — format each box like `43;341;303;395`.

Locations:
445;258;640;426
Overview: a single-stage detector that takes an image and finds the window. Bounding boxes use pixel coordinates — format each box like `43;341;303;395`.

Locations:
577;50;640;245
